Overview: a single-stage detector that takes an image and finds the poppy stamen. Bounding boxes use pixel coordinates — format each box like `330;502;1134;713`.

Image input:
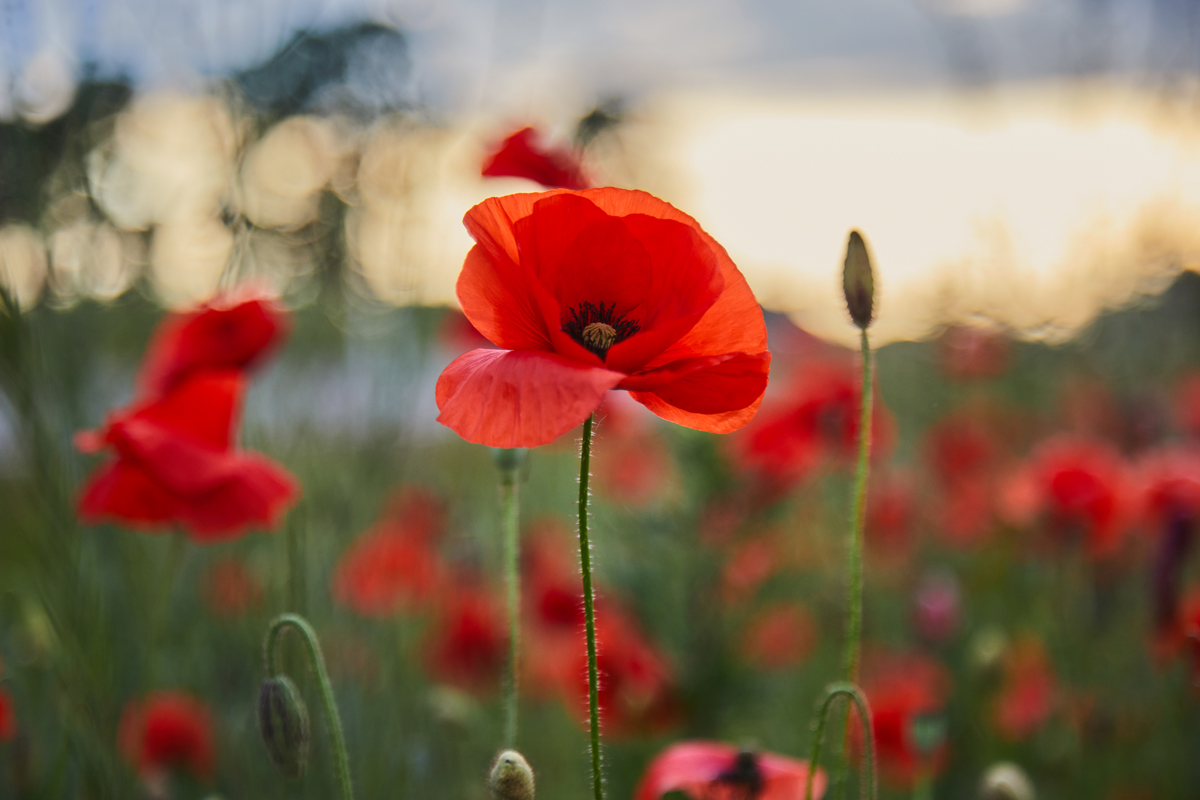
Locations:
709;750;764;800
563;301;640;358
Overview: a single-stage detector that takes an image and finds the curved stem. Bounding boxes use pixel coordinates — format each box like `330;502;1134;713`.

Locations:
805;682;877;800
264;613;354;800
500;460;521;748
577;414;605;800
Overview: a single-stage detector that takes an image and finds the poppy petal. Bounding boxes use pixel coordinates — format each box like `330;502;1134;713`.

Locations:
127;371;243;451
604;214;724;373
457;244;554;352
436;348;625;448
78;459;181;528
628;351;769;416
481;127;589;190
178;455;299;540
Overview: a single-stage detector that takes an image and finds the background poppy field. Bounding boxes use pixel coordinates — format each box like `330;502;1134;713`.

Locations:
5;4;1200;800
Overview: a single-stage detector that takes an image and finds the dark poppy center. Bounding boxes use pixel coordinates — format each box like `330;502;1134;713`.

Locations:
563;301;640;358
709;750;764;800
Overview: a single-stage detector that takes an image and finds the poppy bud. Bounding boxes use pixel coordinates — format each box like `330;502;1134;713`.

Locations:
257;676;310;778
842;230;875;329
978;762;1035;800
492;448;528;474
489;749;535;800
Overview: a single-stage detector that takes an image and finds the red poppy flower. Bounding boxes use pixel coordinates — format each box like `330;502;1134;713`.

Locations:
519;520;590;694
481;127;590;190
592;394;674;507
137;293;288;397
865;473;917;562
564;606;678;737
77;370;298;541
993;637;1057;741
730;360;890;492
854;650;951;789
332;493;446;618
721;535;780;604
118;692;215;780
436;189;771;448
1001;435;1131;559
201;557;264;617
423;583;507;694
742;603;817;670
0;689;14;743
635;741;827;800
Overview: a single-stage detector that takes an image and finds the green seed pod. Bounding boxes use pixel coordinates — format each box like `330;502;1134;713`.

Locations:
257;676;310;779
979;762;1035;800
842;230;875;330
489;749;535;800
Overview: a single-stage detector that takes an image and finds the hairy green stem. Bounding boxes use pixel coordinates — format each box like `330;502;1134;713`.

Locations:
264;613;354;800
577;414;605;800
843;327;873;682
805;682;877;800
500;460;521;748
834;328;874;800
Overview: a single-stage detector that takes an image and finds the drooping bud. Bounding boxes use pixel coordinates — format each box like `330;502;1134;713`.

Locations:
842;230;875;329
978;762;1035;800
257;676;310;778
489;749;535;800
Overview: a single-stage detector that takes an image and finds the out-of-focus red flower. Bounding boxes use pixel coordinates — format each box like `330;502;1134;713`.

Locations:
565;607;678;737
936;325;1009;380
993;637;1057;741
332;492;446;617
436;189;770;448
925;414;1001;547
137;293;288;397
201;557;263;617
76;370;298;541
118;692;214;781
1001;435;1131;559
481;127;589;190
634;741;827;800
721;535;780;604
730;361;891;492
866;473;917;561
423;583;507;694
742;603;817;670
854;650;952;789
0;689;14;743
593;395;674;507
520;520;590;695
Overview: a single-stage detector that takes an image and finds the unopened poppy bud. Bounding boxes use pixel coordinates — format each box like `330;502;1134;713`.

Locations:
257;676;310;778
842;230;875;329
489;749;535;800
492;448;528;474
978;762;1035;800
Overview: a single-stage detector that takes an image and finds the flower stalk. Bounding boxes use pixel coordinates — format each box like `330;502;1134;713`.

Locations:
262;613;354;800
805;683;877;800
577;413;605;800
495;448;526;748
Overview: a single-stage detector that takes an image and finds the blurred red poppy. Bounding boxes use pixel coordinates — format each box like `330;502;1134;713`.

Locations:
730;360;890;492
137;293;288;397
0;689;14;742
118;692;215;781
1001;435;1131;559
436;189;770;448
721;535;780;604
564;606;678;737
520;520;589;695
423;583;507;694
634;741;827;800
332;491;447;617
993;637;1057;741
592;394;674;507
854;650;951;789
865;473;917;562
742;603;817;670
201;557;264;617
76;370;298;541
481;127;589;190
